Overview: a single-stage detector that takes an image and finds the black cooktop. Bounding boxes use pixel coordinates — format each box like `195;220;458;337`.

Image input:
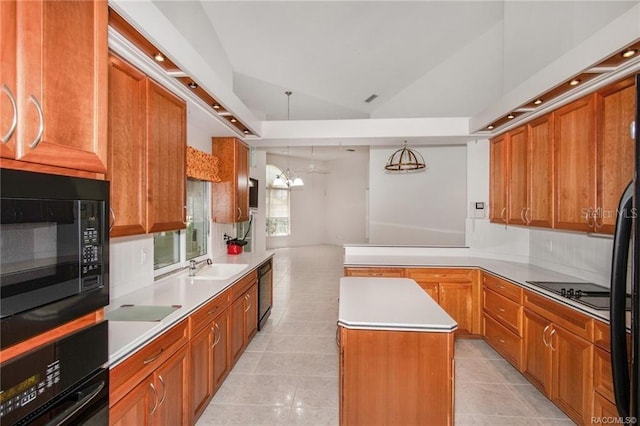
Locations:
526;281;631;311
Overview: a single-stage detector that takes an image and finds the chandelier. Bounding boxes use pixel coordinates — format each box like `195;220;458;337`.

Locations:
385;141;427;172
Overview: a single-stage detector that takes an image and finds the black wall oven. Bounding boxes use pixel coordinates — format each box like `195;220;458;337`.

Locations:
0;169;109;349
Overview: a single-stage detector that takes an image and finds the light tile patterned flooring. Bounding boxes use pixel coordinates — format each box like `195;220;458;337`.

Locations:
197;245;574;425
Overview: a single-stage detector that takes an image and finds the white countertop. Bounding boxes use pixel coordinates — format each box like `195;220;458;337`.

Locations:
344;254;619;325
107;251;274;367
338;277;457;332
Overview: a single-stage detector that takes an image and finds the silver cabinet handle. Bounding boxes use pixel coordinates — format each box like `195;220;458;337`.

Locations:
549;328;557;351
149;382;159;416
542;324;550;347
28;95;44;149
594;207;603;230
500;207;506;221
525;208;532;225
1;84;17;144
109;208;116;232
630;121;635;140
212;322;221;348
520;208;526;223
158;375;167;406
244;293;251;312
237;207;242;220
586;207;595;228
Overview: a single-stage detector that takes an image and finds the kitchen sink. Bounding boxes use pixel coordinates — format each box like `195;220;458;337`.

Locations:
189;263;249;280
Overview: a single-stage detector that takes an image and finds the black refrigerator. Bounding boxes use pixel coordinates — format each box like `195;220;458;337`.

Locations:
610;73;640;420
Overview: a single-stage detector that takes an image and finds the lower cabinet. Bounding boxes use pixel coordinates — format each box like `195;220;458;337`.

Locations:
230;282;258;365
111;344;190;426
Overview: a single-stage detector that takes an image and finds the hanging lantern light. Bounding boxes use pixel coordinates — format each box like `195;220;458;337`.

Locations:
385;141;427;172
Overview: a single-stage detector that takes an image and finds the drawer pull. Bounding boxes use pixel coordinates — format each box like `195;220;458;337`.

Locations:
499;338;505;344
498;285;505;289
498;307;505;313
143;348;164;365
207;306;220;315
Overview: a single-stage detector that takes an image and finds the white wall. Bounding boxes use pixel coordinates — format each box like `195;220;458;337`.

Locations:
266;154;327;249
250;148;267;253
368;145;467;246
324;151;369;246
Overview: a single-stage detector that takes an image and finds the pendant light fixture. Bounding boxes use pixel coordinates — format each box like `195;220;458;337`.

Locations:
273;92;304;187
384;141;427;172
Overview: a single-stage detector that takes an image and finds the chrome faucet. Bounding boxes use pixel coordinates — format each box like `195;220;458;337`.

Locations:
188;258;213;277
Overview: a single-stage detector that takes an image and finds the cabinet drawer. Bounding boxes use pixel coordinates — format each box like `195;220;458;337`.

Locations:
594;320;610;351
344;267;405;278
483;273;522;303
110;319;189;406
405;268;473;282
523;290;593;341
594;346;614;403
189;289;231;336
231;270;258;301
483;288;522;335
484;314;522;369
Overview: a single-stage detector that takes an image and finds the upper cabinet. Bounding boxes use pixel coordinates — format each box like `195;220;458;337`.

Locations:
489;75;634;235
212;137;250;223
553;96;596;232
108;54;186;237
1;0;108;176
594;77;635;234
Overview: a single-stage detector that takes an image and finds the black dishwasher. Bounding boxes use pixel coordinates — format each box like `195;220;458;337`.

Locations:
257;260;273;330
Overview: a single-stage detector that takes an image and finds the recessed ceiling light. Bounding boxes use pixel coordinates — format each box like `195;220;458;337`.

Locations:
507;114;515;119
622;48;638;59
569;78;580;86
243;130;250;134
230;118;237;123
212;104;220;109
487;125;494;130
534;99;543;105
154;53;165;62
188;82;198;89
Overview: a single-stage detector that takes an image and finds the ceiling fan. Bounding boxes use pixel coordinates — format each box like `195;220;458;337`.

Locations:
294;146;331;174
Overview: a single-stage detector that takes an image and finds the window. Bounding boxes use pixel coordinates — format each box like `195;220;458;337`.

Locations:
266;164;290;237
154;179;209;274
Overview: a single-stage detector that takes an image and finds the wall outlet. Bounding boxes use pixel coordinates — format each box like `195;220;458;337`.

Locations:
471;201;486;219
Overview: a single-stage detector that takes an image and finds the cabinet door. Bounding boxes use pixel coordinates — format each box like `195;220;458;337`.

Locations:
527;114;554;228
507;126;528;225
551;325;593;424
236;141;250;222
190;326;213;421
554;96;596;231
489;134;507;223
439;282;472;334
419;282;439;302
107;54;147;237
230;296;245;365
110;376;154;426
522;309;551;394
213;310;230;391
595;77;635;234
15;0;107;173
0;0;17;159
244;284;258;343
146;79;186;233
153;345;190;426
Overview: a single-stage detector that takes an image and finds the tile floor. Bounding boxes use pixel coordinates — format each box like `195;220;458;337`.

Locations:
197;245;574;425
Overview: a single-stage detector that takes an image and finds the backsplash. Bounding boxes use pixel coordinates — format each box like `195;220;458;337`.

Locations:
109;234;155;300
529;228;613;286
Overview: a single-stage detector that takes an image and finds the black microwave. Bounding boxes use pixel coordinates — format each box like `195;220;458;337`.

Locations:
0;169;109;349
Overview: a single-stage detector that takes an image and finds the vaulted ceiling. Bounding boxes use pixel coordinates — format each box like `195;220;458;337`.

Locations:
151;1;638;122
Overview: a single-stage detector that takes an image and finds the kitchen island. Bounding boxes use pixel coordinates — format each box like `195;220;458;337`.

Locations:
338;277;457;426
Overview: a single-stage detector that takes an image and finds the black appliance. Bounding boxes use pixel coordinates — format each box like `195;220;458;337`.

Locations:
257;259;272;330
610;73;640;420
0;321;109;425
249;178;258;209
526;281;631;311
0;169;109;349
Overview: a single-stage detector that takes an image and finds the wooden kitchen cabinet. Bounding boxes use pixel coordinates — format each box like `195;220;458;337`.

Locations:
343;267;405;278
146;79;186;233
107;54;186;236
110;376;154;426
212;137;250;223
152;344;190;425
0;0;17;160
489;133;508;224
554;96;597;232
522;290;594;424
527;114;554;228
405;268;479;335
594;77;635;234
107;54;147;236
2;0;108;176
506;125;528;225
189;291;230;422
229;271;259;365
